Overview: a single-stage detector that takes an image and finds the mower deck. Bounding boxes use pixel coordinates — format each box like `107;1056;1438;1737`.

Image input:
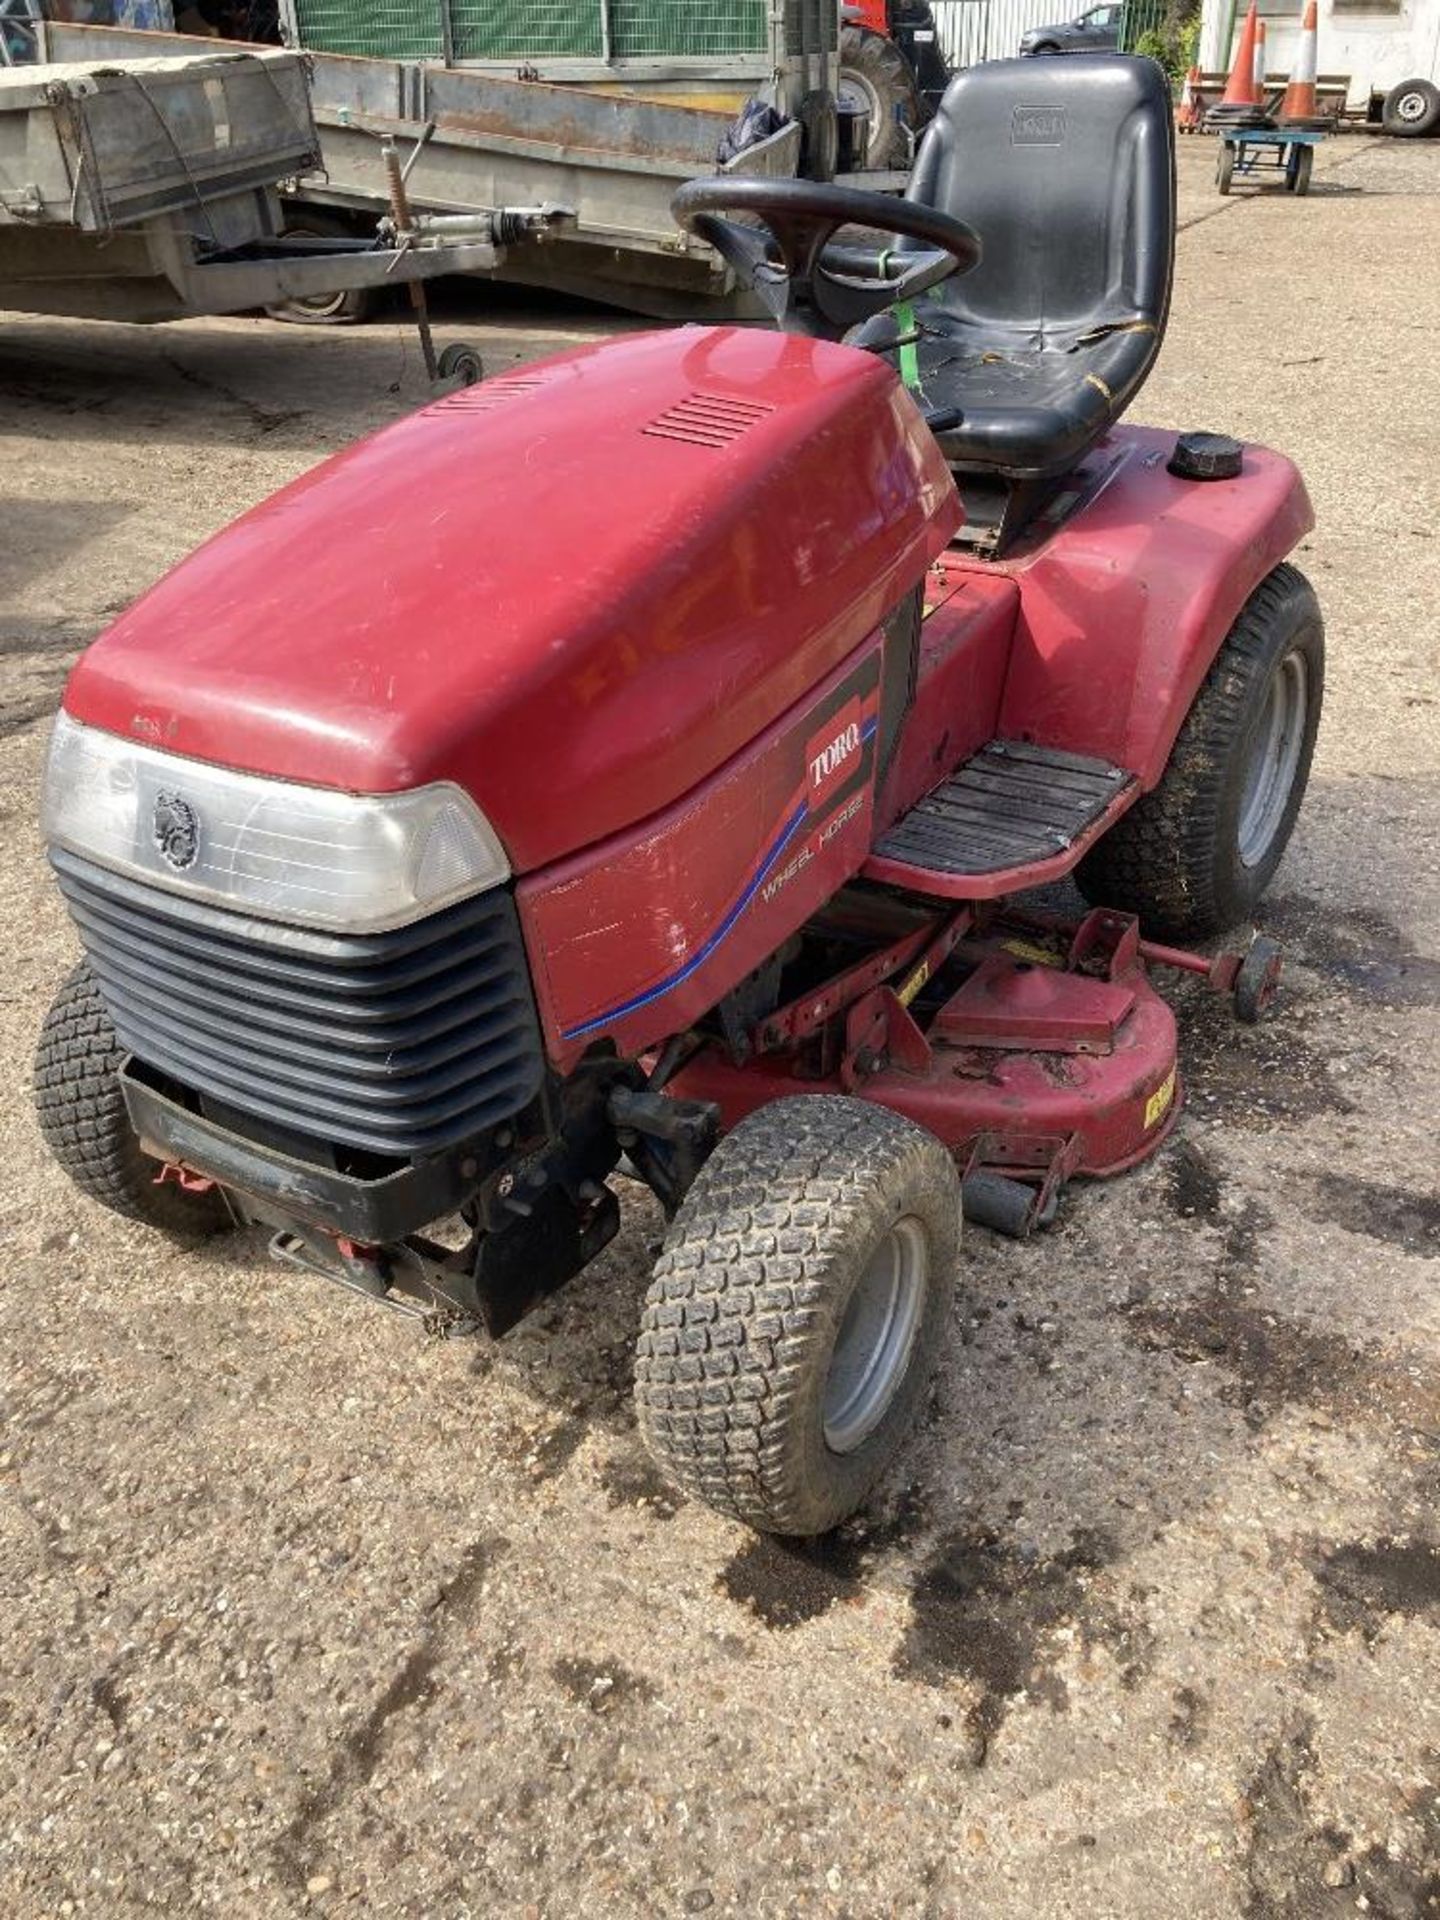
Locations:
669;904;1191;1235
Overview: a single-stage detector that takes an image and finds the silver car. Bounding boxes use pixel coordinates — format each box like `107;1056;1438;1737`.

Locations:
1019;3;1123;55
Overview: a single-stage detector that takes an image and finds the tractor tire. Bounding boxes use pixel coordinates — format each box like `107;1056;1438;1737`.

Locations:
33;962;230;1237
1381;78;1440;138
265;210;379;326
635;1096;959;1536
839;25;922;170
1076;563;1324;941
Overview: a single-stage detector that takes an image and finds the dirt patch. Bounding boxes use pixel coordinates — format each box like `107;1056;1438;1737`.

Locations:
1164;1137;1226;1221
1125;1199;1417;1430
1313;1538;1440;1644
1240;1719;1353;1919
598;1448;681;1518
718;1489;930;1630
1306;1174;1440;1258
274;1536;499;1887
551;1656;659;1714
1265;896;1440;1012
1168;1684;1209;1748
1241;1721;1440;1920
1176;990;1356;1130
892;1524;1151;1749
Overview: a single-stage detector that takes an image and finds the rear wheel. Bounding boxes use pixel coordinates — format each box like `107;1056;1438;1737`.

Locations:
839;24;922;168
1216;140;1235;194
1382;78;1440;138
33;963;230;1236
635;1096;959;1535
1076;564;1324;940
1286;143;1313;194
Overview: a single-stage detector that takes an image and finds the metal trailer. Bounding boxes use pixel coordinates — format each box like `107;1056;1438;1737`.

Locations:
0;46;570;326
37;13;835;316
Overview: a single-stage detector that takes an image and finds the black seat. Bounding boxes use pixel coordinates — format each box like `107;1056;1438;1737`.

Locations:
867;55;1175;482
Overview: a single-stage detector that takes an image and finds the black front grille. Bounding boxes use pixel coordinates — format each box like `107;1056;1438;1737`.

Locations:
52;850;546;1158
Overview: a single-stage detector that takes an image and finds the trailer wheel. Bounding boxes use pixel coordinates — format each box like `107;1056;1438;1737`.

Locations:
839;25;922;169
437;342;484;386
1216;140;1235;194
33;963;230;1237
1286;144;1313;194
635;1096;958;1536
1382;78;1440;138
266;211;380;326
1076;564;1324;940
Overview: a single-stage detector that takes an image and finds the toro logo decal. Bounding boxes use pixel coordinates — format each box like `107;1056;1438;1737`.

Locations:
806;697;865;810
1011;103;1066;146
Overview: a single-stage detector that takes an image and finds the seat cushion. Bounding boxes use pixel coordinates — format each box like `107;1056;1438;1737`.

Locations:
884;308;1162;476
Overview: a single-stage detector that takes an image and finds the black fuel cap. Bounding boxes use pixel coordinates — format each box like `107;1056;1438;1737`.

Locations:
1168;432;1244;480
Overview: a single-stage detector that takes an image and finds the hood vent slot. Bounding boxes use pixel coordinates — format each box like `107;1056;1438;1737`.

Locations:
642;392;775;449
436;376;545;414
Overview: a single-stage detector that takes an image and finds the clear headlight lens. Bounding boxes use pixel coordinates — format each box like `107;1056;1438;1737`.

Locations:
41;713;510;933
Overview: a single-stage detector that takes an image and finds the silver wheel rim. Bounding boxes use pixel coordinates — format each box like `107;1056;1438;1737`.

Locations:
837;68;883;148
1238;650;1308;868
823;1216;928;1455
1396;91;1426;122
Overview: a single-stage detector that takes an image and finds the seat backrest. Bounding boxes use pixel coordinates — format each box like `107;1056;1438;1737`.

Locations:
907;55;1175;350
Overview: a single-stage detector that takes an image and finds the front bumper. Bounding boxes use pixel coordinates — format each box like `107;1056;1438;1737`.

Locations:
122;1063;478;1244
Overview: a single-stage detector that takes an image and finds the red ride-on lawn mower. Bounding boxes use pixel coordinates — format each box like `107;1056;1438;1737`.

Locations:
34;58;1323;1537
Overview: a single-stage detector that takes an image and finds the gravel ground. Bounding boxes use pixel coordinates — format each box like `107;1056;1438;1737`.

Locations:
2;135;1438;1919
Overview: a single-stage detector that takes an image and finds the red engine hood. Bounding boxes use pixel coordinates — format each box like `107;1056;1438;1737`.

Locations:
62;327;958;873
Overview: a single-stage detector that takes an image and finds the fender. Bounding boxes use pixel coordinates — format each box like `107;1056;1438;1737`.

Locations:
988;425;1314;789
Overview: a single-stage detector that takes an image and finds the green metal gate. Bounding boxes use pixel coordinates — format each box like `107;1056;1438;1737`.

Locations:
287;0;771;63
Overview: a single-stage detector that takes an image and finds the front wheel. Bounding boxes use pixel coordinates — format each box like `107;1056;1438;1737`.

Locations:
34;963;231;1236
1076;564;1324;940
634;1096;959;1536
1217;140;1235;194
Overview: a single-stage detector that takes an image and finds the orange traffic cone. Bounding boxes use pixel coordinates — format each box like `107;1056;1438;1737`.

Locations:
1177;64;1201;131
1208;3;1272;125
1279;0;1325;125
1253;19;1267;97
1223;2;1261;105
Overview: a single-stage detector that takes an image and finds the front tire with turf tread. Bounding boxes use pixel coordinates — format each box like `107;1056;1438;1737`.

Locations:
1075;563;1323;940
634;1096;959;1536
34;962;230;1236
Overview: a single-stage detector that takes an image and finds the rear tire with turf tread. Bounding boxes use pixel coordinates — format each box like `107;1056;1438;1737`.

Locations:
1075;563;1324;940
634;1096;959;1536
34;962;230;1236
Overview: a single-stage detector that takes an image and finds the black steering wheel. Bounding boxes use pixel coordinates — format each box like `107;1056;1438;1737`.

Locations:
671;177;981;339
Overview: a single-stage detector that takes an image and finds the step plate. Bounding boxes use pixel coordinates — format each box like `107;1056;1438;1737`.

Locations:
874;741;1134;877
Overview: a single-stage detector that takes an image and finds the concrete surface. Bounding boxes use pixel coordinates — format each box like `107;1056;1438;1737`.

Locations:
1;135;1438;1919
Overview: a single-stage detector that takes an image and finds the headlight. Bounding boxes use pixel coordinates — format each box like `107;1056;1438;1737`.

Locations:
41;712;510;933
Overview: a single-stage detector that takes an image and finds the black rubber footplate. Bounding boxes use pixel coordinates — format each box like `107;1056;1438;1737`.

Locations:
874;740;1134;877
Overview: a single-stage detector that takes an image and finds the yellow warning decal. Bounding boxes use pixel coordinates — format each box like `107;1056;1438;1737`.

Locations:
1144;1068;1177;1131
897;961;930;1007
1002;938;1063;968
